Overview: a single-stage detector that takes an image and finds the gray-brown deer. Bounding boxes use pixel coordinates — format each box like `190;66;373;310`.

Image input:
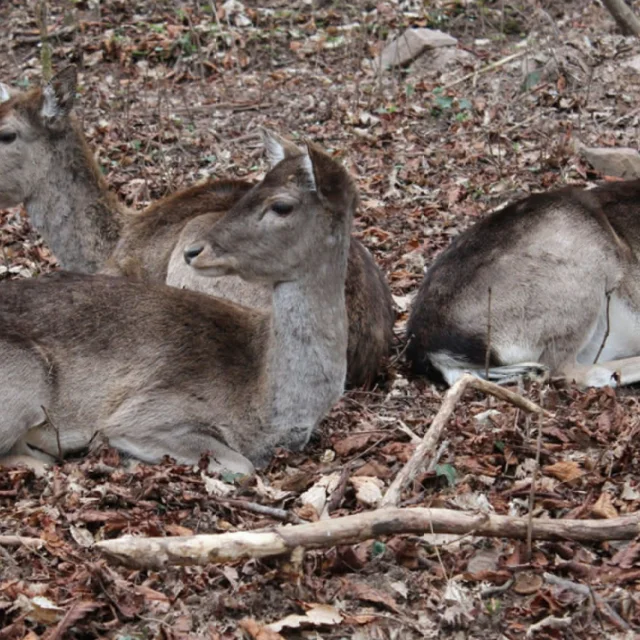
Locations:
1;137;354;474
0;66;394;388
407;180;640;388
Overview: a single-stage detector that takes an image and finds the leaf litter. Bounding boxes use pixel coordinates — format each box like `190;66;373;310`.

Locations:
2;0;640;637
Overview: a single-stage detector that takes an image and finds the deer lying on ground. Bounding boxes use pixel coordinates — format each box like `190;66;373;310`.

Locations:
407;180;640;388
0;66;394;388
1;136;353;474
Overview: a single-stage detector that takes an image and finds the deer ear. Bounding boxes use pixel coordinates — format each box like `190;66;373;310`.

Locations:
305;142;357;214
41;65;77;128
261;128;303;168
0;83;11;104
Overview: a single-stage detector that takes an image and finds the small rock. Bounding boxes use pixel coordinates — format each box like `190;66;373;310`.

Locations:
376;28;457;71
474;409;501;425
621;478;640;501
621;54;640;73
466;546;502;575
578;144;640;179
350;476;384;507
411;47;476;81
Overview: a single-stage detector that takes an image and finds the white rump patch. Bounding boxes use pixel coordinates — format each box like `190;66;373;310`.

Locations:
0;83;10;103
41;84;60;120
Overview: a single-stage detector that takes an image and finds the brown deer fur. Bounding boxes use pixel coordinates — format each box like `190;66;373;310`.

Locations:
0;67;394;388
1;140;354;473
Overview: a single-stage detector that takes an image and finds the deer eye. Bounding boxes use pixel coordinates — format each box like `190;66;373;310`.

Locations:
270;201;294;216
0;131;17;144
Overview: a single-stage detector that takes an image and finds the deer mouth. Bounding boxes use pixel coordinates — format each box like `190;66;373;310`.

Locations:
184;242;239;277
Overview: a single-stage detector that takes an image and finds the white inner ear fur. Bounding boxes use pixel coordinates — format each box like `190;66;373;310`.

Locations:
300;152;317;192
0;83;10;103
264;134;286;168
41;84;61;120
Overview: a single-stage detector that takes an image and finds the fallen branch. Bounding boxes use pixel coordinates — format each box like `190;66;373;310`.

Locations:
601;0;640;37
217;498;304;525
442;50;526;90
544;572;630;631
380;374;549;508
96;507;640;569
0;535;44;549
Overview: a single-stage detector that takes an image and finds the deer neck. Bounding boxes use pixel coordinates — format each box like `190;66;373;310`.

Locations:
25;119;125;273
266;239;350;453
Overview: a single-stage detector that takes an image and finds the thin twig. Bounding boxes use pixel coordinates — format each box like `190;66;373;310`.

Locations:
326;463;352;514
544;572;631;631
593;291;612;364
526;389;545;563
0;535;44;549
442;51;526;90
480;577;514;599
426;440;449;473
381;374;549;508
217;498;304;525
485;286;492;380
41;405;63;463
395;420;421;444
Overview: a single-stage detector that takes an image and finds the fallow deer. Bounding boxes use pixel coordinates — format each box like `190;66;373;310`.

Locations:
1;137;354;474
0;66;394;388
407;180;640;388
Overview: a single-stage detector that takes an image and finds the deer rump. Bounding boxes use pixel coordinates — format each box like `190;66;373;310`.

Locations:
407;179;640;388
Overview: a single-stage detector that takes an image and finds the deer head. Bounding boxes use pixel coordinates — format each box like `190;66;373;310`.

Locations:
0;65;77;209
184;131;357;284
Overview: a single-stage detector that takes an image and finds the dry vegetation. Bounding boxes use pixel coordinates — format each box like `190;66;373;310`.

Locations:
2;0;640;638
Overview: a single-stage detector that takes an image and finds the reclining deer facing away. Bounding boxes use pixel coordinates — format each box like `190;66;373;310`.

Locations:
0;137;353;474
0;66;394;388
407;180;640;388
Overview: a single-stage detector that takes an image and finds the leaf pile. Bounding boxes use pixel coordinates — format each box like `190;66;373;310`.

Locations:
2;0;640;637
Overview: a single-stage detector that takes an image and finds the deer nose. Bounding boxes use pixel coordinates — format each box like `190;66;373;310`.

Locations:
184;243;205;265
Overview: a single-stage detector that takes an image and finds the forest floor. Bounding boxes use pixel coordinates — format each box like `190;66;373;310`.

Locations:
2;0;640;638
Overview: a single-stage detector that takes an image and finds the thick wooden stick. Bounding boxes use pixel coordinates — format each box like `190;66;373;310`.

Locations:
0;535;44;549
381;374;472;507
468;377;552;418
601;0;640;37
96;508;640;569
380;374;548;508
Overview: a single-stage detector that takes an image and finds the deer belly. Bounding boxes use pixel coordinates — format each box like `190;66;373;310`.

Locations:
577;293;640;364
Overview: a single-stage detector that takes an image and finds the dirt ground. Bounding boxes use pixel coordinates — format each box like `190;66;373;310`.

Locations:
2;0;640;638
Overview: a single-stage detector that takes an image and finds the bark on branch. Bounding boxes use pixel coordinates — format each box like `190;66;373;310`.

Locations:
96;507;640;569
381;374;550;507
601;0;640;37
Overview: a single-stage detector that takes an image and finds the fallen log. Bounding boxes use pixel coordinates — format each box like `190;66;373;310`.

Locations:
96;507;640;569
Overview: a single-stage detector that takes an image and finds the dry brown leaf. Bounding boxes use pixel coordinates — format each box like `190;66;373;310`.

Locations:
591;492;618;519
165;524;194;536
266;604;342;632
239;618;285;640
543;460;584;483
344;580;401;613
333;432;377;457
350;476;384;507
513;572;543;595
43;601;100;640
